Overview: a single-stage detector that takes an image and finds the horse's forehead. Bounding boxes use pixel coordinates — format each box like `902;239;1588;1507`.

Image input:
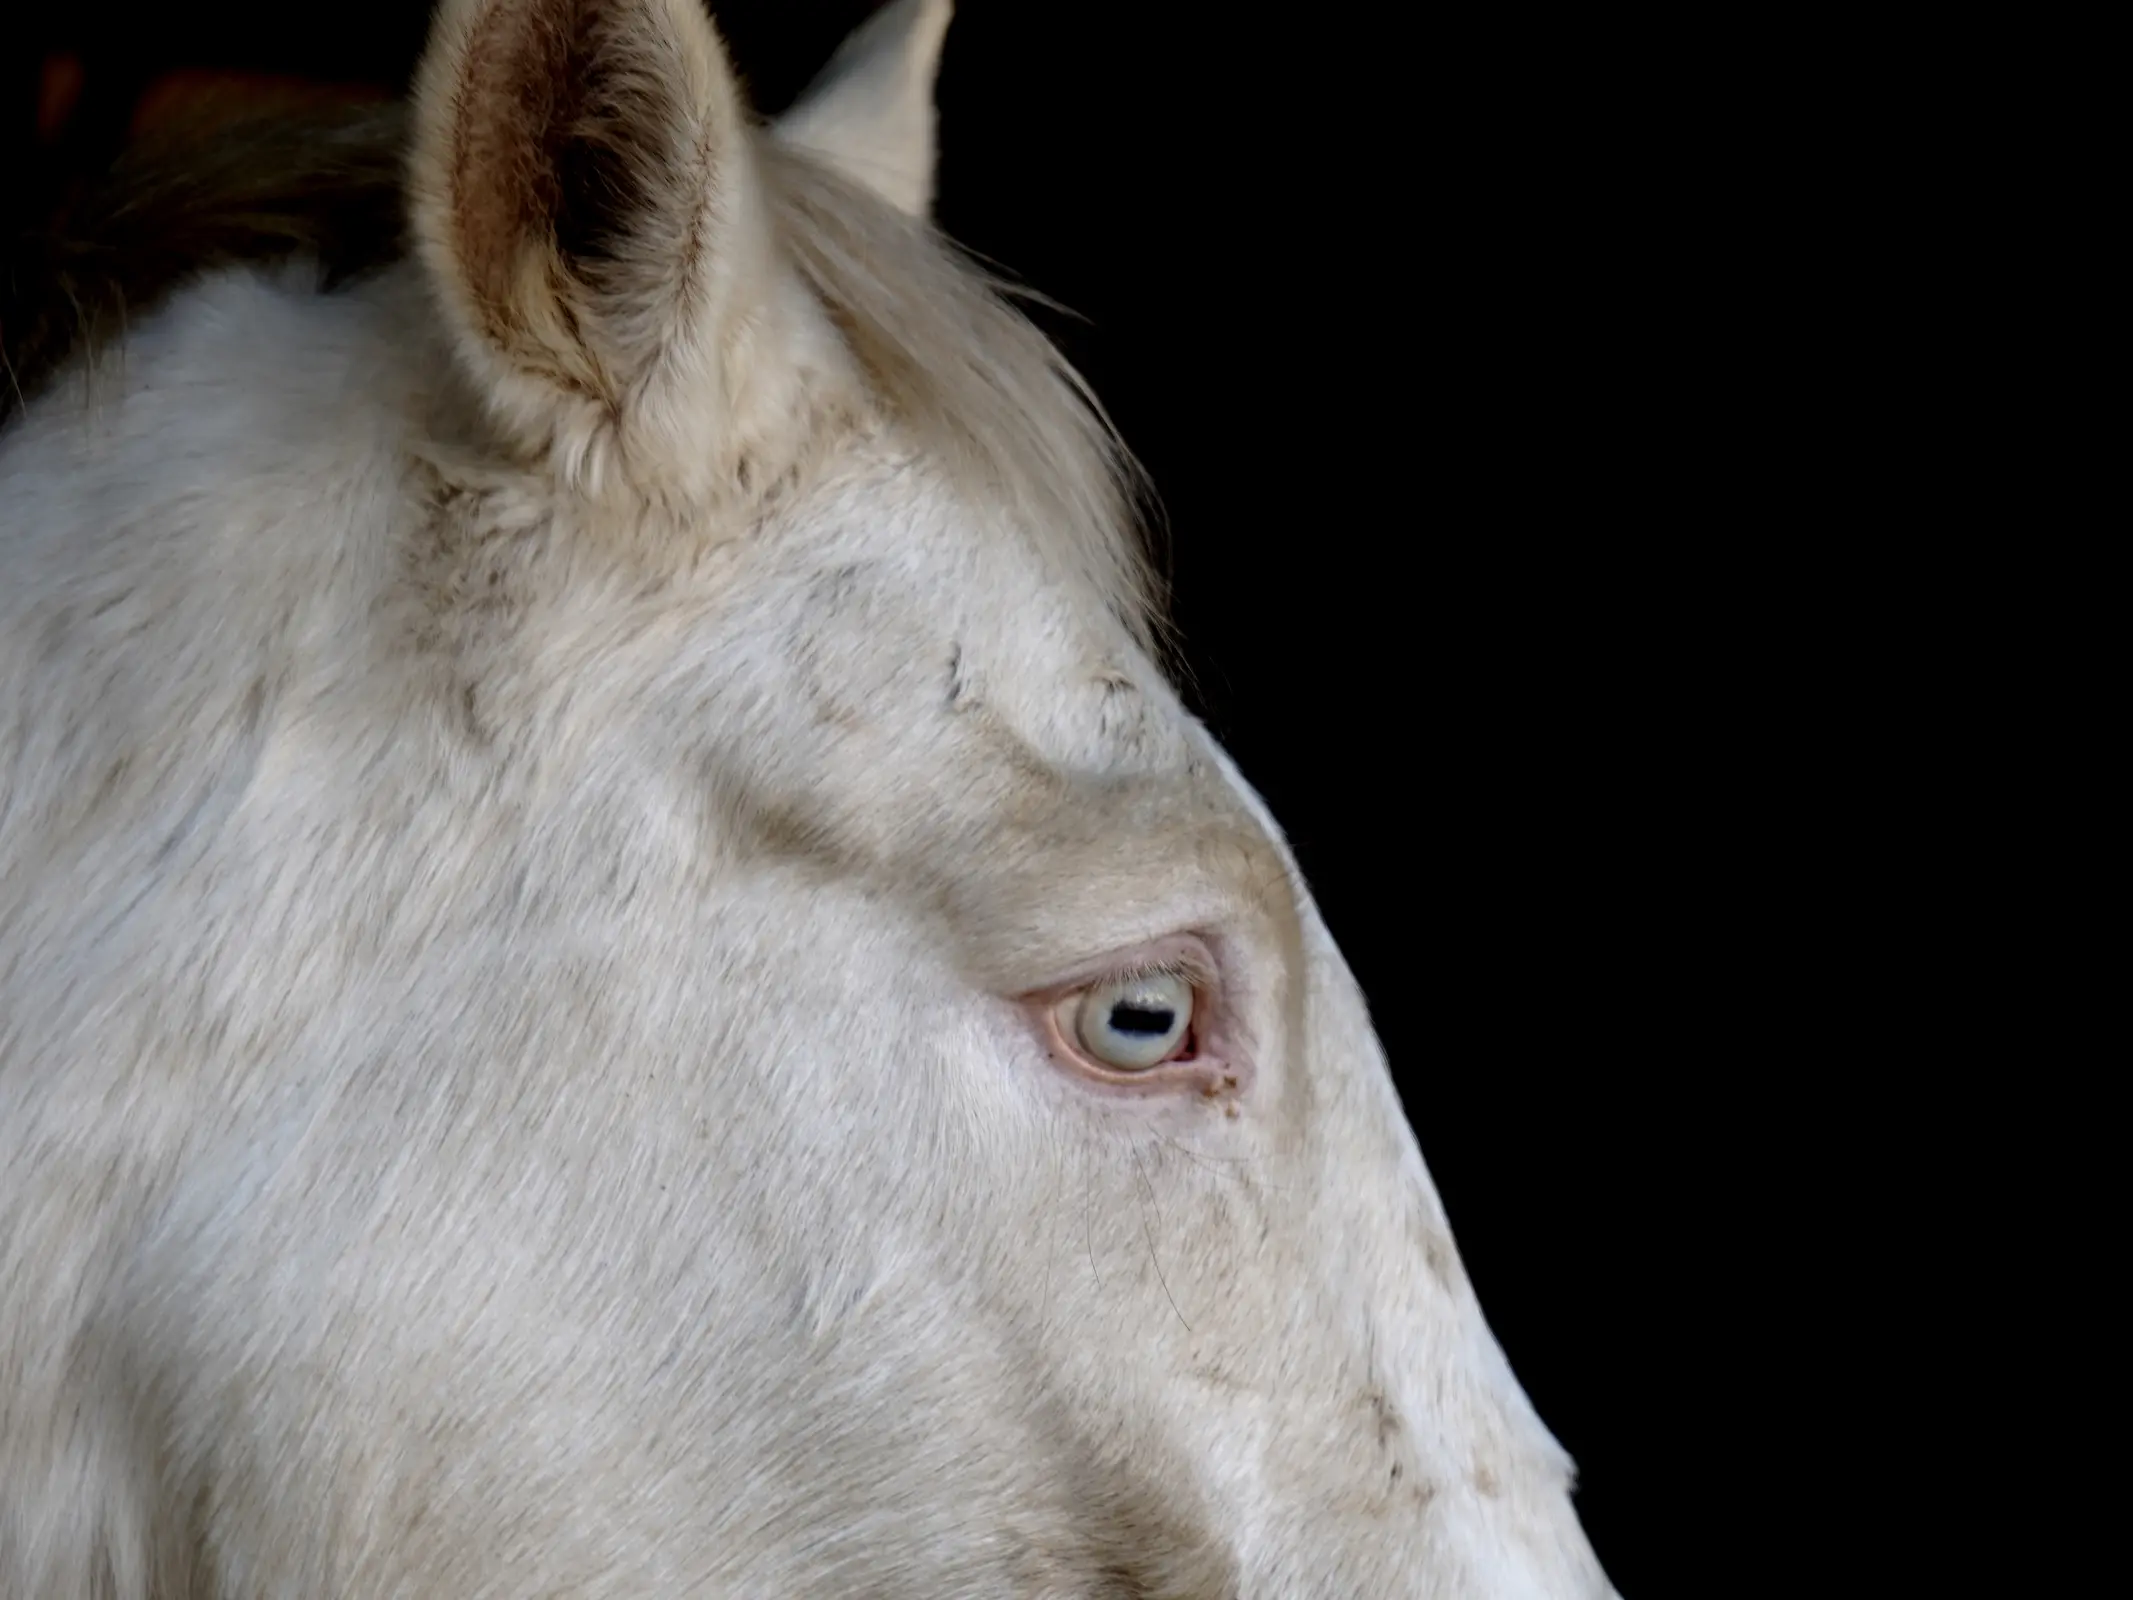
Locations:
696;467;1286;980
772;464;1186;778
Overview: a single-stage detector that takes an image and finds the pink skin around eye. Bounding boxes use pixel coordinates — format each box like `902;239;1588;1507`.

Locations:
1020;933;1245;1103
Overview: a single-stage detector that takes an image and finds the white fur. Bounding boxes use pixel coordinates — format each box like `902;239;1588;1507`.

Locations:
776;0;953;217
0;3;1617;1594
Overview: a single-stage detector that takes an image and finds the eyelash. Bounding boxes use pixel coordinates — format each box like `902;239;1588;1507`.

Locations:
1100;958;1202;991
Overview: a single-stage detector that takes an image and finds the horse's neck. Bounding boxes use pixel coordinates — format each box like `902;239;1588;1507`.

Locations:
0;263;436;950
4;260;438;596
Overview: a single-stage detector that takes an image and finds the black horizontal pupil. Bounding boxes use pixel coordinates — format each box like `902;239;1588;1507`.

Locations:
1109;1003;1176;1037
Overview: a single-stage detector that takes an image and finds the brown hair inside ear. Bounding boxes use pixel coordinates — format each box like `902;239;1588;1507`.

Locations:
447;0;701;349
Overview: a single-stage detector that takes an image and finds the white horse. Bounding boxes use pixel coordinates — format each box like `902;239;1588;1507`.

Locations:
0;1;1617;1593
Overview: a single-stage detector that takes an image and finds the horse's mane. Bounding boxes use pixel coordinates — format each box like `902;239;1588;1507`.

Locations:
0;106;408;428
0;104;1162;645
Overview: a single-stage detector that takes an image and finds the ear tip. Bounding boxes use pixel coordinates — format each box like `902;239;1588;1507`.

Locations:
865;0;957;62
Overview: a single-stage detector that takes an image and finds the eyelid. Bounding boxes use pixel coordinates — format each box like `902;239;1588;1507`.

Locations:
1082;953;1213;997
1019;933;1221;1006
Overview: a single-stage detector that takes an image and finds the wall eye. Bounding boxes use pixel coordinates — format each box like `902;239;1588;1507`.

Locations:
1056;971;1195;1071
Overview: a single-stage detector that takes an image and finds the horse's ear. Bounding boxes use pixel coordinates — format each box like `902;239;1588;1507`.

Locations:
774;0;953;217
409;0;784;492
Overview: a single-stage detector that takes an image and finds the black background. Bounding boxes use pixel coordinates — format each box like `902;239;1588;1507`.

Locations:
3;3;1738;1590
